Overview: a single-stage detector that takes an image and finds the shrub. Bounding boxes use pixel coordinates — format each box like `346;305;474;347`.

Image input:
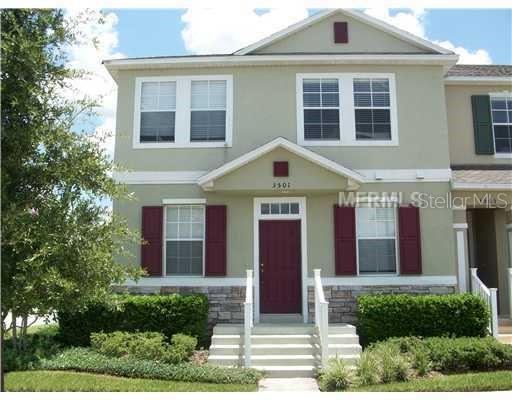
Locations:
3;325;62;372
381;336;431;376
58;294;208;346
91;331;168;360
357;294;489;345
41;348;263;384
318;357;354;391
424;336;512;373
90;331;196;364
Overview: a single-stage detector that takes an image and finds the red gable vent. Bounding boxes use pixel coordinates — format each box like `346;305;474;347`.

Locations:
334;22;348;43
273;161;289;177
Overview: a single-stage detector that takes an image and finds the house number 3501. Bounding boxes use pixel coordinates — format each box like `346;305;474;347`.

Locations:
273;182;291;189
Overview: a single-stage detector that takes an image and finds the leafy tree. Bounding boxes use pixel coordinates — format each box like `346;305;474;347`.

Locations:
1;8;141;367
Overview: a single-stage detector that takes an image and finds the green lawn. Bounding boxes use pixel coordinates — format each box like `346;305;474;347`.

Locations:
349;371;512;392
6;371;257;392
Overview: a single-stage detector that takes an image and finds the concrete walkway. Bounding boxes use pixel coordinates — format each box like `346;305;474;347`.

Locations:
258;378;320;391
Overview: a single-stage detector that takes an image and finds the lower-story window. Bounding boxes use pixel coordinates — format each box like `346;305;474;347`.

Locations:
165;205;204;275
356;206;397;274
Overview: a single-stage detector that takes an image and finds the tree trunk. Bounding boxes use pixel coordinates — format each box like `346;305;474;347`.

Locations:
0;321;4;392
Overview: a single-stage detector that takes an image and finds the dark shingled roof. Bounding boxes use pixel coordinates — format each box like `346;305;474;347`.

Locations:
446;64;512;77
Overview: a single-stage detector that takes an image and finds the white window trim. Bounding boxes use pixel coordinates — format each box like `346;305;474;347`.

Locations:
133;75;233;149
490;91;512;158
163;202;206;277
355;201;400;277
296;73;399;147
253;197;308;324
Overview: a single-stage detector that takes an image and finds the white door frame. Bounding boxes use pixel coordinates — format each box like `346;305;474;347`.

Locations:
253;197;308;323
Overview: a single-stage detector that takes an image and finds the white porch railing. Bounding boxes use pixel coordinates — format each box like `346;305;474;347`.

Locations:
314;269;329;367
470;268;498;337
508;268;512;320
244;269;254;367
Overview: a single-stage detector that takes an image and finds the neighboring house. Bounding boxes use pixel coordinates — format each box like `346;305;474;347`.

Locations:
105;9;512;369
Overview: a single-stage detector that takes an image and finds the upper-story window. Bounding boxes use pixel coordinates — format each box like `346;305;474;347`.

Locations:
296;73;398;146
140;81;176;143
191;80;227;142
302;78;341;141
133;75;232;149
353;78;391;141
491;95;512;154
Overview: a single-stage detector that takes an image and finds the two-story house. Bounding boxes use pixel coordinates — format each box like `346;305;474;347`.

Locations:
104;9;512;373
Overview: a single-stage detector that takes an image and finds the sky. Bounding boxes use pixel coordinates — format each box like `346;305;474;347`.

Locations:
64;8;512;157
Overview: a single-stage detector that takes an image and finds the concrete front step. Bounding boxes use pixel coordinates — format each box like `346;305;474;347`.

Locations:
499;325;512;334
498;334;512;345
210;343;361;356
253;365;316;378
213;323;357;335
209;323;361;378
209;353;360;367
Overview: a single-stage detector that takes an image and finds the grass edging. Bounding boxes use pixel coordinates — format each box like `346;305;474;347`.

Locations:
6;370;257;392
348;370;512;392
41;348;262;385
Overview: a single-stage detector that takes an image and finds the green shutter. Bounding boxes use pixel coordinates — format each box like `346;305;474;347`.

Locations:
471;95;494;154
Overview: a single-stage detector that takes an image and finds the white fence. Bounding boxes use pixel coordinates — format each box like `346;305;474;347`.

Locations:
470;268;498;337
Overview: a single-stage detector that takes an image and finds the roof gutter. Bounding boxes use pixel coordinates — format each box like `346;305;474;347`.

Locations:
444;76;512;86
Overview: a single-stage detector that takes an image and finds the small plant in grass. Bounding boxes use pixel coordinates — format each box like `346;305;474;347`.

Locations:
356;351;381;386
318;357;354;391
374;344;411;383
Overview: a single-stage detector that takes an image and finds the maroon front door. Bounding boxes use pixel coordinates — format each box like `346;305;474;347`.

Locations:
259;220;301;314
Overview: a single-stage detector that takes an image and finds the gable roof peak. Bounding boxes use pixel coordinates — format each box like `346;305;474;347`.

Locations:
234;8;453;56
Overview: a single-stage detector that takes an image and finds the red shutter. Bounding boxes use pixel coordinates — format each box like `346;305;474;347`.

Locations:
334;22;348;43
141;206;163;276
205;205;227;276
333;205;357;275
399;205;422;274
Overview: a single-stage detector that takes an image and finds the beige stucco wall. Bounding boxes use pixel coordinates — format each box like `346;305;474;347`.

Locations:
445;83;512;165
114;181;456;279
114;64;451;172
253;12;427;54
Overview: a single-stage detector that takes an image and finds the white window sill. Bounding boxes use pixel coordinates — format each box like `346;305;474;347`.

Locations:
300;140;399;147
133;142;231;149
298;140;343;147
494;153;512;159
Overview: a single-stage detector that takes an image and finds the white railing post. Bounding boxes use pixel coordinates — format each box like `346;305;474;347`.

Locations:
314;269;329;367
508;268;512;320
244;269;253;367
470;268;478;295
490;288;499;338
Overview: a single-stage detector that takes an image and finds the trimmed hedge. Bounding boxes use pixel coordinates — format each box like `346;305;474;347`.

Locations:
41;348;263;384
90;331;197;364
58;294;208;347
357;294;489;345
